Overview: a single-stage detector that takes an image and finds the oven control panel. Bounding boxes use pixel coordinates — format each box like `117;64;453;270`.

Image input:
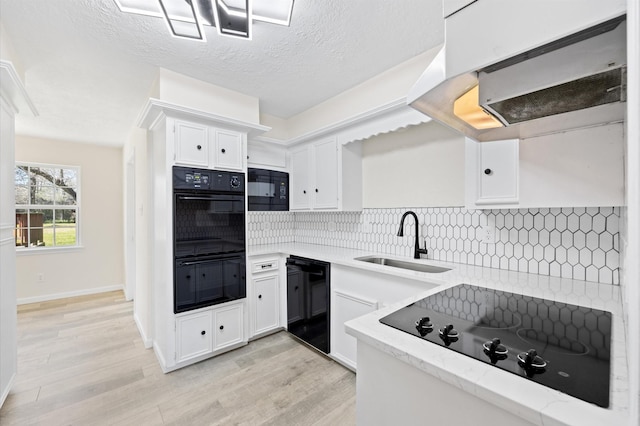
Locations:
173;166;244;193
184;171;210;188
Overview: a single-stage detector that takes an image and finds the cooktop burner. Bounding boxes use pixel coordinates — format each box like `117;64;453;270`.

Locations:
379;284;612;407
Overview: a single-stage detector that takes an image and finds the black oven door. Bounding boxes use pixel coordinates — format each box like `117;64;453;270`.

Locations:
174;254;246;313
174;192;245;257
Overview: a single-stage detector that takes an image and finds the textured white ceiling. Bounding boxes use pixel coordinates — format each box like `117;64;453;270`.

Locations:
0;0;444;146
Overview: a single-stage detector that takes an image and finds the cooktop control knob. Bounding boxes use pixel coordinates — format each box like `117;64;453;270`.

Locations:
517;349;547;376
483;338;508;364
230;176;240;188
415;317;433;336
438;324;459;346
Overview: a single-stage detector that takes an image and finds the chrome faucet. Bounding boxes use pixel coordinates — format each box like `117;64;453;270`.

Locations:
397;211;428;259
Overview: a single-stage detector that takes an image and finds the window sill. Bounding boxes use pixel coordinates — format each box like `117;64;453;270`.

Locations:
16;246;84;256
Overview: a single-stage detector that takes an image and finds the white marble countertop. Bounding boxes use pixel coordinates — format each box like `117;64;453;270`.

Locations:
248;242;629;426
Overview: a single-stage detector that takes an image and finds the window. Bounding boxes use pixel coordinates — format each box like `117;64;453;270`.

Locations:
15;163;80;249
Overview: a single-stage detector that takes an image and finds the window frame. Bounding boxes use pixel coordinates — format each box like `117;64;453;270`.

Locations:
15;162;81;252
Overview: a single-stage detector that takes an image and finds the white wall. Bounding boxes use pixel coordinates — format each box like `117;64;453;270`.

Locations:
124;127;153;348
268;47;441;141
0;96;17;408
15;136;124;302
519;123;625;208
623;0;640;423
157;68;260;124
0;23;23;79
362;121;465;208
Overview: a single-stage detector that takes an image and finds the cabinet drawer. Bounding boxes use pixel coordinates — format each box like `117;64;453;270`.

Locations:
251;258;279;273
213;303;244;350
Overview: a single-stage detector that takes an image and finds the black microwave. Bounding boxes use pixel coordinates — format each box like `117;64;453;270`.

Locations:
247;168;289;211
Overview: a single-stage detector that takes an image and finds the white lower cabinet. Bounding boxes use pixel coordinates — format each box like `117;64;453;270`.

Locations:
253;274;280;336
330;264;438;371
249;257;281;338
175;301;245;366
176;310;213;363
213;303;244;351
331;290;378;370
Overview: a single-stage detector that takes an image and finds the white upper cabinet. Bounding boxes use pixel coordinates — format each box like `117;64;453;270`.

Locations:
311;137;339;209
173;119;244;171
289;137;362;211
247;140;287;170
210;128;244;171
465;123;625;209
466;138;519;208
174;120;209;167
290;146;311;210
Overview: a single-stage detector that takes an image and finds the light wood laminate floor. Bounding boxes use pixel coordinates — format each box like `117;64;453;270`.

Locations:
0;291;356;425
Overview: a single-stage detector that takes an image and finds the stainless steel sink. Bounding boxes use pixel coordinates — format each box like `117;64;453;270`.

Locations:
355;256;451;273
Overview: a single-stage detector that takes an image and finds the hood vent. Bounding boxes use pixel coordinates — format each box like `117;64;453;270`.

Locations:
483;67;626;125
408;15;627;141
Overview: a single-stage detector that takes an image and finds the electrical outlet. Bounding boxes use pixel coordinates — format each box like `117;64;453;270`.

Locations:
36;273;45;283
480;225;497;244
362;221;372;234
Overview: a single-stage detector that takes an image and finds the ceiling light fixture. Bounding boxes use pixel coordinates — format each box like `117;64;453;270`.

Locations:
114;0;294;41
158;0;206;40
213;0;252;39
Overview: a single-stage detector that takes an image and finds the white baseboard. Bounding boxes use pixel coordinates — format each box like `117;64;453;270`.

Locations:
133;312;153;349
17;284;125;305
152;341;169;374
330;352;357;372
0;372;16;409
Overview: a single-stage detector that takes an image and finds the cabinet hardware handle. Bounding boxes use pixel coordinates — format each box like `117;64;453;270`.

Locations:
261;264;272;268
197;145;202;150
201;330;206;335
186;275;191;279
295;286;299;290
303;190;306;194
258;294;262;299
221;148;226;153
484;168;492;175
202;274;206;277
219;325;224;330
315;188;318;192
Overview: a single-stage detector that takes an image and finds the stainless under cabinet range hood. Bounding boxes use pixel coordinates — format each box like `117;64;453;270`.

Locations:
408;15;627;141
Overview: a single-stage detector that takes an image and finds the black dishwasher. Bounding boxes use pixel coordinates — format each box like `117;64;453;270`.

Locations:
286;256;330;354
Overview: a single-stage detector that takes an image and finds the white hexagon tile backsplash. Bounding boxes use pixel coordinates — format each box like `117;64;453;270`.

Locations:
247;207;621;285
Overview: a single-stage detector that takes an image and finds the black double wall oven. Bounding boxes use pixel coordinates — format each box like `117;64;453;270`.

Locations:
173;166;246;314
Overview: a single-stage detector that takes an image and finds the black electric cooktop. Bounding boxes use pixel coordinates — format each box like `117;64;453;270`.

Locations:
379;284;612;407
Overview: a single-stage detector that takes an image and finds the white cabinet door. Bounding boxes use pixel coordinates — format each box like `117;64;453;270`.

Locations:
466;137;519;208
331;290;378;370
312;138;339;209
174;120;209;167
213;303;244;351
290;138;340;211
290;147;311;210
176;310;213;363
247;141;287;169
211;129;243;171
253;274;280;336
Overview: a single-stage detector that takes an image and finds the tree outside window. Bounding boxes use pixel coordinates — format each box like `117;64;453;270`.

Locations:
15;164;79;249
